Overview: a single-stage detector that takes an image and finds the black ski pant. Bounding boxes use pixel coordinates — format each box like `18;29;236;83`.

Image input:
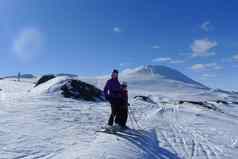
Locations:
108;99;121;126
117;105;128;127
108;101;128;127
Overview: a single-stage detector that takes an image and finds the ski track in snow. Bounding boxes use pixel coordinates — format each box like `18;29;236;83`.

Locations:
0;79;238;159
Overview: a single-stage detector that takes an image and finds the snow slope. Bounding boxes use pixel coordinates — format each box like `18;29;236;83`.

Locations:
0;66;238;159
121;65;207;88
84;65;233;101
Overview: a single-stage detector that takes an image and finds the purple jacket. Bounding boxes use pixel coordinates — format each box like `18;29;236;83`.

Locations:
104;78;121;99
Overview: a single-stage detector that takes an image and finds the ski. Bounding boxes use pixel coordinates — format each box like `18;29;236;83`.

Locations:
96;126;146;138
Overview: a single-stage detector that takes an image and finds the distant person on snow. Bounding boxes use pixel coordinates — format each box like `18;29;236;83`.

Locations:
17;72;21;82
104;69;122;127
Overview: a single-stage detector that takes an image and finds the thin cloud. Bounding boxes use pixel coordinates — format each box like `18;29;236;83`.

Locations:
191;63;222;71
232;65;238;68
152;45;160;49
169;60;184;64
232;54;238;62
152;57;184;64
200;73;217;81
191;38;217;57
13;27;43;61
152;57;171;62
113;27;122;33
222;54;238;63
119;62;131;67
202;73;217;78
201;21;211;32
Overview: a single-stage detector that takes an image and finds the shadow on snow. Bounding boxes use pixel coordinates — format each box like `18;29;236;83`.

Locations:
110;128;181;159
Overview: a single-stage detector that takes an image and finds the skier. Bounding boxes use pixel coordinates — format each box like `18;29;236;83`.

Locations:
104;69;122;127
118;81;129;129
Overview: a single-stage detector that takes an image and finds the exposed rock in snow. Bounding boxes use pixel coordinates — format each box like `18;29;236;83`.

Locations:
134;95;157;104
232;101;238;105
61;79;104;101
179;100;224;112
32;76;104;101
35;74;56;87
215;100;229;105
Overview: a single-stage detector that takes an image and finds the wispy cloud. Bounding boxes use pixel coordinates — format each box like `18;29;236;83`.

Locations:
113;27;122;33
201;21;211;32
152;57;171;62
232;54;238;62
152;57;184;64
12;27;43;61
222;54;238;63
200;73;217;81
191;38;217;57
232;65;238;68
202;73;217;78
169;60;184;64
119;62;131;67
191;63;222;71
152;45;160;49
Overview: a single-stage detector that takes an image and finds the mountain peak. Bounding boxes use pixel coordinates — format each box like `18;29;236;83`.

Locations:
121;65;208;89
122;65;182;75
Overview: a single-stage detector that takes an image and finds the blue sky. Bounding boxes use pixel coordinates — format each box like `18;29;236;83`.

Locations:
0;0;238;90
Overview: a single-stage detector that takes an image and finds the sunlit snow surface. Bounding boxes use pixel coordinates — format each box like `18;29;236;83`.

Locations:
0;77;238;159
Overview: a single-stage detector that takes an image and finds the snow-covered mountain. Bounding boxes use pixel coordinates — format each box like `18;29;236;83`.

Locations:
83;65;211;100
120;65;208;94
0;65;238;159
121;65;207;89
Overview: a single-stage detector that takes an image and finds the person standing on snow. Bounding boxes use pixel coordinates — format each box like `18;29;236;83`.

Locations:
104;69;122;126
118;81;129;128
17;72;21;82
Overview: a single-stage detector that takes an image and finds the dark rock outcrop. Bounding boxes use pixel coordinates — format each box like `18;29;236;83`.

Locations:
134;95;156;104
216;100;229;105
232;101;238;105
179;100;223;113
179;100;204;105
61;79;105;101
35;74;56;87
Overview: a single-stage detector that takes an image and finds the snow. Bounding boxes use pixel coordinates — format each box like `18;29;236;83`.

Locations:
120;65;208;89
30;76;72;95
0;67;238;159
